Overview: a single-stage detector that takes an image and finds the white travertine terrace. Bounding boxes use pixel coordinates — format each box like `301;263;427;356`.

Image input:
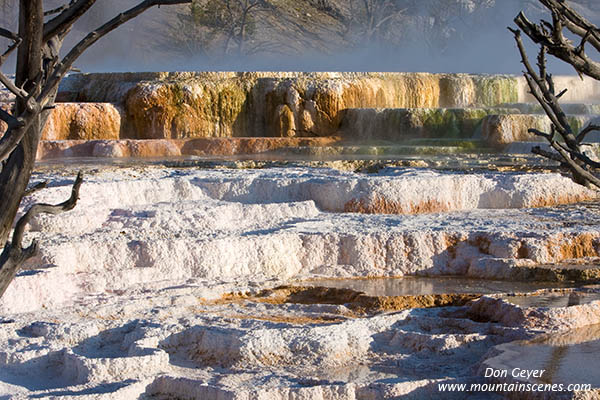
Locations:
0;165;599;399
2;166;598;314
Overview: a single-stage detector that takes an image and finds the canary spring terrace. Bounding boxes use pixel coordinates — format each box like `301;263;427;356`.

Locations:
0;71;599;399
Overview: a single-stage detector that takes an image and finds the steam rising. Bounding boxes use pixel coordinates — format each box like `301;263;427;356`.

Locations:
0;0;599;74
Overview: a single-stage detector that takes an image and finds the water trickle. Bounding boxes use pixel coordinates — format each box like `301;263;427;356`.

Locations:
300;276;567;297
486;324;600;388
504;290;600;308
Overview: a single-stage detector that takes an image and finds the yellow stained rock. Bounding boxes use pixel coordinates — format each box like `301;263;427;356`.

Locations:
42;103;122;140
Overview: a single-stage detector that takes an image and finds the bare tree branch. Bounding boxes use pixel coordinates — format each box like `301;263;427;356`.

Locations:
511;11;600;189
576;124;600;144
514;4;600;81
510;27;579;146
0;72;29;99
12;172;83;252
44;1;76;17
0;38;21;68
542;0;600;53
0;125;34;164
23;181;47;196
531;145;564;162
0;27;19;41
0;172;83;298
0;28;22;82
549;140;600;188
0;103;44;163
555;87;567;98
43;0;97;42
0;108;24;131
529;127;553;141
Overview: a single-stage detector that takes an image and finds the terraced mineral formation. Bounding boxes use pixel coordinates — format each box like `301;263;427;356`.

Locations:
482;114;595;148
4;72;597;158
36;137;341;159
517;75;600;105
57;72;525;139
1;165;598;314
1;102;122;141
0;164;599;398
340;107;518;140
42;103;123;140
0;285;542;400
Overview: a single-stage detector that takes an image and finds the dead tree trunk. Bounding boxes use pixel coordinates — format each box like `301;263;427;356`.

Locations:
510;0;600;188
0;0;192;299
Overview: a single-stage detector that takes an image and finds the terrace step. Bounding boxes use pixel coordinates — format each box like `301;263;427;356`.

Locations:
339;107;520;141
482;113;600;148
496;102;600;115
36;137;341;160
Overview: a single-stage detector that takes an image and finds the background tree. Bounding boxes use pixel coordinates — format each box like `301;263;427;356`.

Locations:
345;0;407;45
510;0;600;187
165;0;268;59
0;0;192;299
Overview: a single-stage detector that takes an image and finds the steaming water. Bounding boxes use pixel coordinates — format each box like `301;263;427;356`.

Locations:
34;150;559;173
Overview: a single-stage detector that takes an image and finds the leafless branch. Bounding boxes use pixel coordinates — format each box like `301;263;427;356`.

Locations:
0;106;42;163
43;0;97;42
0;28;19;42
543;0;600;53
528;128;552;141
0;108;23;131
511;27;578;145
12;172;83;254
0;28;21;75
514;2;600;81
537;45;547;83
555;88;567;99
549;140;600;188
576;124;600;144
0;173;83;298
44;1;76;17
511;15;600;189
0;38;21;68
24;181;48;197
531;145;564;162
551;140;600;169
0;72;29;99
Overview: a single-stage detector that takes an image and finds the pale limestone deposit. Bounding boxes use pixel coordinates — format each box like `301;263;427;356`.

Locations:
2;166;599;314
1;165;600;398
517;75;600;105
0;282;537;400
